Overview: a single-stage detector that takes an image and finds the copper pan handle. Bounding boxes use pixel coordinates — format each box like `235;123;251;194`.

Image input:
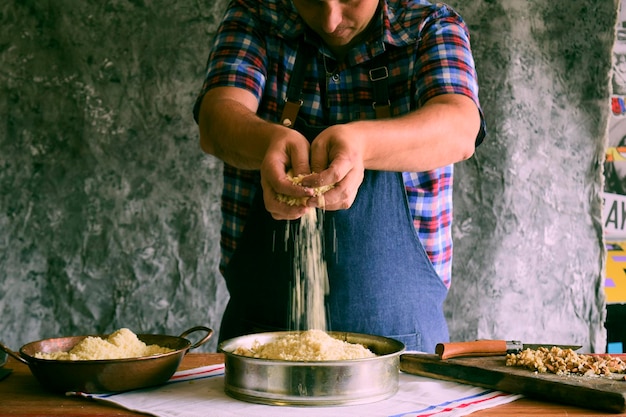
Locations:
178;326;214;350
0;341;29;365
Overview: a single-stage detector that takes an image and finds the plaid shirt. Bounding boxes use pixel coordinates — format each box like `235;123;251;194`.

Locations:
194;0;484;288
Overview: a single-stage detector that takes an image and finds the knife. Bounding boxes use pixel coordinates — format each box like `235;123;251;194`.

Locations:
435;340;583;360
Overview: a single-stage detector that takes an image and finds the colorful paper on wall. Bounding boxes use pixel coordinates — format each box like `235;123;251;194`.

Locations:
604;0;626;303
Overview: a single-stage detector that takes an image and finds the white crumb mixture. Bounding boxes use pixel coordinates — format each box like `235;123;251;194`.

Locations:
232;329;376;361
34;328;174;360
276;172;334;207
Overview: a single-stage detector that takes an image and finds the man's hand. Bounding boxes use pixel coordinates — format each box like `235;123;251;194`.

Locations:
301;124;366;211
199;87;316;220
260;130;317;220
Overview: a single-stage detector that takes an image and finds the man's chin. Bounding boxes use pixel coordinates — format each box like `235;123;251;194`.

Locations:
322;38;353;54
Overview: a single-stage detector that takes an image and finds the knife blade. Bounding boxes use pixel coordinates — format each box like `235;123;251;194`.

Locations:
435;340;582;360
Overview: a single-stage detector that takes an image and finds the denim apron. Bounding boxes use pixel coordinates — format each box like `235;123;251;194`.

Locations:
219;45;449;353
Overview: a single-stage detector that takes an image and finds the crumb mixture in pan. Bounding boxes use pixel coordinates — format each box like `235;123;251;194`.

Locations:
34;328;174;360
232;329;376;361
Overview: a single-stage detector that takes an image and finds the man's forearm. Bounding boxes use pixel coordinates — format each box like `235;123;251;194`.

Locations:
198;88;289;170
351;94;481;172
199;89;481;174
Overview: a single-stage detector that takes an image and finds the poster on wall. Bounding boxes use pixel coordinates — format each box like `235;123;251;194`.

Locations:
605;0;626;304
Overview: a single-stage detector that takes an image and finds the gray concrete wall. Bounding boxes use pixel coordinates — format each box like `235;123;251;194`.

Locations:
0;0;615;353
445;1;614;352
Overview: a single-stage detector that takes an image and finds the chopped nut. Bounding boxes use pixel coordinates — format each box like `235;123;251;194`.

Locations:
506;346;626;377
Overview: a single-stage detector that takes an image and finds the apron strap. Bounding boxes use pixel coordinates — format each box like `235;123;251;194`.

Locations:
368;52;391;119
280;43;391;124
280;44;310;127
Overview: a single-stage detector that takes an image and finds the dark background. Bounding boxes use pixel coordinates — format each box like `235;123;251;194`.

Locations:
0;1;615;352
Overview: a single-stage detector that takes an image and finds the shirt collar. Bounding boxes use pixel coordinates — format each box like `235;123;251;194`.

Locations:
276;0;417;52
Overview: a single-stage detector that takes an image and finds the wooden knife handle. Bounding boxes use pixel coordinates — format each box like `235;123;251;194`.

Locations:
435;340;508;359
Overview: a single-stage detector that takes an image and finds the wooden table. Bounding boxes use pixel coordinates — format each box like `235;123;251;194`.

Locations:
0;353;623;417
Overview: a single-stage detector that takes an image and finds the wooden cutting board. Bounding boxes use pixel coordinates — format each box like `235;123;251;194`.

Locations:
400;353;626;413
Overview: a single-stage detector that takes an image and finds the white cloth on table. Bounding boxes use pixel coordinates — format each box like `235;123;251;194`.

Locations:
74;364;522;417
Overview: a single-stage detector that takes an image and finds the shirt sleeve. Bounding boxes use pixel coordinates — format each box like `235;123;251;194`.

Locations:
192;0;268;123
414;4;486;146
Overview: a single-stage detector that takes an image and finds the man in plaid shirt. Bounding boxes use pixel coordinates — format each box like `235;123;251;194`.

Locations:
194;0;484;353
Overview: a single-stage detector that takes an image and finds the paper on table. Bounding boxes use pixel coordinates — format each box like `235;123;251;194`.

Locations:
74;364;522;417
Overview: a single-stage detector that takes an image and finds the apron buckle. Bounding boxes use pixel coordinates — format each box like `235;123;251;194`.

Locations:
281;99;303;128
369;66;389;82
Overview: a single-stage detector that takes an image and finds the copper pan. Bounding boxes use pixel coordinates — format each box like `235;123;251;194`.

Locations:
0;325;213;393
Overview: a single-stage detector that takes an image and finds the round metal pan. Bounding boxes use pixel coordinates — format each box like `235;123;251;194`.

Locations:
218;331;405;406
0;325;213;393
